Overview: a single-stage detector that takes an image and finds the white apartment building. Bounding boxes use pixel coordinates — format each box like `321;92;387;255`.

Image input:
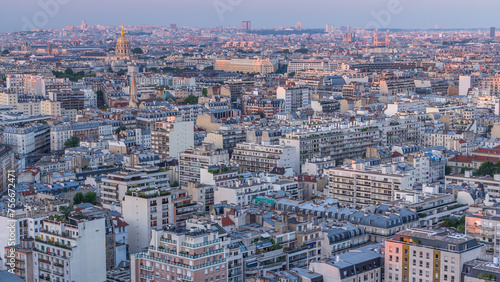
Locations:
280;125;380;168
287;60;325;73
328;164;414;207
82;88;97;108
100;167;170;209
214;177;273;206
384;99;428;117
276;86;309;112
179;144;230;186
151;121;194;160
0;91;18;105
231;143;299;173
33;216;106;282
123;188;199;254
40;100;62;116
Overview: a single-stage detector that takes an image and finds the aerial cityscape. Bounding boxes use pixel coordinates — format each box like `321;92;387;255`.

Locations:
2;2;500;282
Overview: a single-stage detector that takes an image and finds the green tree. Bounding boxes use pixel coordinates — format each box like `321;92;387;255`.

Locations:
115;125;127;134
59;206;73;220
294;48;308;54
117;69;127;76
442;216;459;228
2;49;10;55
474;161;500;177
203;88;208;97
132;47;143;54
289;72;296;77
460;167;473;174
64;136;80;149
84;192;97;205
73;192;84;205
256;111;266;118
170;181;179;187
184;95;199;105
445;165;452;175
65;68;74;76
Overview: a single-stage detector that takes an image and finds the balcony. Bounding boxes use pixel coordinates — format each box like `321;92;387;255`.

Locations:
35;237;73;250
134;253;225;270
160;238;177;244
182;239;220;248
179;274;194;281
140;265;153;271
179;249;223;259
140;274;153;280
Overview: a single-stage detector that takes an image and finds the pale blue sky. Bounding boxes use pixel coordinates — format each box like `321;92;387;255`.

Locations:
3;0;499;32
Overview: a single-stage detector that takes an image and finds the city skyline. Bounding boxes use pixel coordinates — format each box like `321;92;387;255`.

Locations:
3;0;500;32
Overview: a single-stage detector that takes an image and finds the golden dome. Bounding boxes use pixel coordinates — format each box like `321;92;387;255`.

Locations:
117;26;129;44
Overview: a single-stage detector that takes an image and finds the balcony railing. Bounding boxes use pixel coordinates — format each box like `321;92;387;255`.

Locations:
182;239;220;248
135;253;225;270
179;274;194;281
160;238;177;244
140;265;153;271
178;249;223;259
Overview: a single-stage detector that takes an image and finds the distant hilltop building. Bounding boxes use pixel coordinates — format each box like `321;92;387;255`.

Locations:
115;26;132;61
373;33;389;47
214;58;275;74
242;21;251;30
343;32;355;43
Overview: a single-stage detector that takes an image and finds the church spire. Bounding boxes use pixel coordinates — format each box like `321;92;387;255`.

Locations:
121;25;125;37
129;73;138;108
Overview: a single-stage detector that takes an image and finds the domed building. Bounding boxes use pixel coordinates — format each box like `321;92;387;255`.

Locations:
115;26;131;60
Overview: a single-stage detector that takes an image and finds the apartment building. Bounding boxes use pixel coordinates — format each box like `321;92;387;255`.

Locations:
327;165;414;208
287;60;325;73
242;96;284;117
100;166;170;209
4;238;35;282
50;121;106;151
214;177;273;206
179;144;230;186
203;126;246;155
214;58;275;74
131;223;227;282
33;216;106;282
310;244;384;282
151;121;195;160
280;126;380;168
375;76;416;95
0;146;16;194
384;99;428;117
3;123;50;154
48;90;85;110
123;187;200;254
231;143;299;174
0;91;19;105
465;212;500;255
276;86;309;112
40;100;62;116
184;182;215;212
385;229;483;282
378;116;423;146
301;156;336;177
